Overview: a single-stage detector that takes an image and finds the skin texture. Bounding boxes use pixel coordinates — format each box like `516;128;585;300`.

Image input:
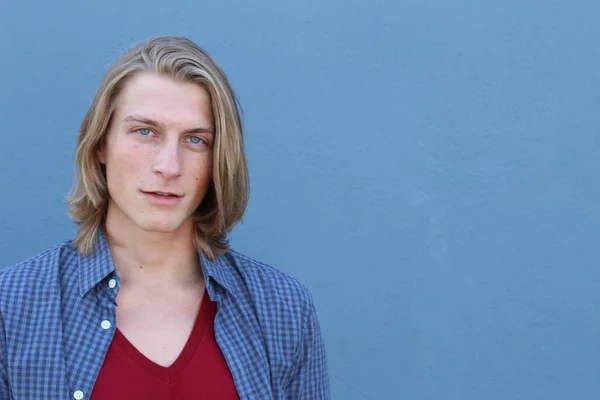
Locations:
98;71;215;366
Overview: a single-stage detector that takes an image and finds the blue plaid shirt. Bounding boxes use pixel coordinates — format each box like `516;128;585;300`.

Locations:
0;229;330;399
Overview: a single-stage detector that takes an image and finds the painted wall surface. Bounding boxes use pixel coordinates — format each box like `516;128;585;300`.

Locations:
1;1;599;399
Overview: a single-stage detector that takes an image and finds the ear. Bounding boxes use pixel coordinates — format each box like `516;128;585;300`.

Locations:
97;147;106;164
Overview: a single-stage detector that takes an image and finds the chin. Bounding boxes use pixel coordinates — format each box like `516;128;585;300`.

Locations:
135;217;186;234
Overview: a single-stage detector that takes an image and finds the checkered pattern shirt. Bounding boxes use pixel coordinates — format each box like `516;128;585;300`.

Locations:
0;229;330;399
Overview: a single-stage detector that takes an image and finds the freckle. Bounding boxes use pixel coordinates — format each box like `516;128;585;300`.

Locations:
195;177;198;181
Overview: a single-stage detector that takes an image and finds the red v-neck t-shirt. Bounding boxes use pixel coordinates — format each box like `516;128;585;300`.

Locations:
90;291;239;399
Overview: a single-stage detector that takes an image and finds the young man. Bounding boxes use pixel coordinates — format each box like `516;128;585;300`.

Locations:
0;36;330;399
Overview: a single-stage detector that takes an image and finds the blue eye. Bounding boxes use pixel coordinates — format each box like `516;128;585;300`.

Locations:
138;128;152;136
189;136;204;145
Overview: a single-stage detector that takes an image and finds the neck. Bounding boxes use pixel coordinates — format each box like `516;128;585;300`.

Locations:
103;205;203;290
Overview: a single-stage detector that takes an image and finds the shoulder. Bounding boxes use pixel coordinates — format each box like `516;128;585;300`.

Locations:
0;240;77;303
219;249;321;345
226;249;315;308
215;249;318;333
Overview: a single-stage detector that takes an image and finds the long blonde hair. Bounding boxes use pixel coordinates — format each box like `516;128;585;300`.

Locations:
67;36;249;260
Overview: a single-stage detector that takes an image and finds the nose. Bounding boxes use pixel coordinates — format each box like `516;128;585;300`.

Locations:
152;139;182;179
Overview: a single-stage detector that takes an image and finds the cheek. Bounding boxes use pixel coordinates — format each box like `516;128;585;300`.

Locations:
107;143;147;186
189;154;213;179
190;161;212;196
121;144;144;171
193;170;211;188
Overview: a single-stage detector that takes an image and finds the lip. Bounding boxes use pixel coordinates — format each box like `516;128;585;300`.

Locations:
142;191;183;205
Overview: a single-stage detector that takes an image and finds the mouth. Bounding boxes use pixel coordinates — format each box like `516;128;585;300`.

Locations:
143;190;182;197
141;190;183;205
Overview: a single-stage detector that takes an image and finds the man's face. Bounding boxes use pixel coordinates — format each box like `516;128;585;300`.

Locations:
99;71;214;235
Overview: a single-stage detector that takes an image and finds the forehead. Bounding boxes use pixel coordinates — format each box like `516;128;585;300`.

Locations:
114;71;213;125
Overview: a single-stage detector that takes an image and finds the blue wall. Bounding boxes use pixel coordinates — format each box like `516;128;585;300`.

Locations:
1;1;599;398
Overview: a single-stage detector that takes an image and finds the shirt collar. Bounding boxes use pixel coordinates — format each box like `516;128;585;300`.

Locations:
77;228;117;297
77;227;236;298
199;251;237;300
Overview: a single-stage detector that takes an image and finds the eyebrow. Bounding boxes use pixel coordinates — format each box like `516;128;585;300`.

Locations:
123;114;214;135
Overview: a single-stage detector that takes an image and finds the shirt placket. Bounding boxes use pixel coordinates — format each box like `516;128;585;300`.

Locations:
67;276;119;400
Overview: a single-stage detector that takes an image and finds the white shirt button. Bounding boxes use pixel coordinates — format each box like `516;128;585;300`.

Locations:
101;320;111;330
108;279;117;289
73;390;84;400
